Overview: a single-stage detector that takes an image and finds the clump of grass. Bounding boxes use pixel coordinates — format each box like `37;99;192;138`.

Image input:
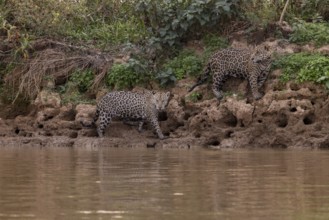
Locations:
106;58;151;89
162;50;203;80
187;92;202;102
290;22;329;47
273;53;329;88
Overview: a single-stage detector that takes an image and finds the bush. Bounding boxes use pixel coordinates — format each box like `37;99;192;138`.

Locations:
69;69;94;93
136;0;238;48
202;34;229;60
239;0;280;27
290;22;329;47
156;69;177;87
106;58;151;89
292;0;329;21
163;50;203;80
298;57;329;83
63;17;149;47
202;34;229;51
187;91;202;102
58;82;95;105
2;0;149;47
273;53;329;88
5;0;85;36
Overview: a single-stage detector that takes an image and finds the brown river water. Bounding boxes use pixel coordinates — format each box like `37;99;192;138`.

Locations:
0;147;329;220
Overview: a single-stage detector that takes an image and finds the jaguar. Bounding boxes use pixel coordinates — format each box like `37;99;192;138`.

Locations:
92;90;170;139
188;46;272;101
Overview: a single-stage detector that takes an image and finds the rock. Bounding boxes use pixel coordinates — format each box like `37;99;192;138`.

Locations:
36;108;60;123
188;99;224;129
166;96;186;124
267;99;290;114
220;139;235;148
56;104;76;121
75;104;96;126
222;97;254;126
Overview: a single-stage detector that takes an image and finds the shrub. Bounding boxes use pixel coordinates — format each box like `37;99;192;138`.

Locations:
203;34;229;51
290;22;329;47
202;34;229;60
163;50;203;80
156;69;177;87
239;0;279;27
69;69;94;93
298;57;329;83
273;53;329;88
292;0;329;21
57;70;95;104
187;92;202;102
136;0;238;48
58;82;95;105
106;58;150;89
63;17;149;47
2;0;148;47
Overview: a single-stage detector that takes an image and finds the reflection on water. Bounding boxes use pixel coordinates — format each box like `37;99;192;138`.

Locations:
0;147;329;220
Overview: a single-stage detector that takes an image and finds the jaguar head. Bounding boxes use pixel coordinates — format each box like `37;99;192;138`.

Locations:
251;45;271;63
153;91;171;111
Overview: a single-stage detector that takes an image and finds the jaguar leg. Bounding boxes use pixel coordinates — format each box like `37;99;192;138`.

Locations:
148;116;165;140
138;121;144;133
249;76;263;100
212;73;227;100
97;113;112;137
257;71;269;89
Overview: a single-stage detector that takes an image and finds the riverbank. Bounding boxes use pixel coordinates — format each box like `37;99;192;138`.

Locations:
1;75;329;149
1;39;329;149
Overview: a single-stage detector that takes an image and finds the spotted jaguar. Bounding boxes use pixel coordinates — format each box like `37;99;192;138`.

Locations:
92;90;170;139
189;46;272;100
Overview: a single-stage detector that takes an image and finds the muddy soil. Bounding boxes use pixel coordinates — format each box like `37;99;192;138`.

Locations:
1;41;329;149
0;75;329;149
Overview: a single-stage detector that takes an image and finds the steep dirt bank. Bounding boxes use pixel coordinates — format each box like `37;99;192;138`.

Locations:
1;40;329;149
0;75;329;149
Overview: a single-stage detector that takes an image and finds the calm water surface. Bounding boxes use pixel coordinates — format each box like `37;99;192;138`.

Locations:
0;147;329;220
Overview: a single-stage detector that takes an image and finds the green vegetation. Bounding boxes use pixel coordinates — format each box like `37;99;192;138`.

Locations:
106;58;150;89
64;17;149;47
187;92;202;102
203;35;229;51
156;69;177;88
58;83;95;105
290;22;329;47
163;50;203;80
136;0;238;48
202;35;229;59
240;0;280;27
57;71;96;105
1;0;329;106
273;53;329;88
292;0;329;21
69;69;94;93
3;0;148;46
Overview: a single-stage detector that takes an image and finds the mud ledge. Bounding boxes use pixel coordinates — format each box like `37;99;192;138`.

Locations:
1;41;329;149
1;77;329;149
0;137;207;149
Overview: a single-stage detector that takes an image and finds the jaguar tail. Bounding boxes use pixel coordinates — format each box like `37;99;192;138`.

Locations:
188;64;211;92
